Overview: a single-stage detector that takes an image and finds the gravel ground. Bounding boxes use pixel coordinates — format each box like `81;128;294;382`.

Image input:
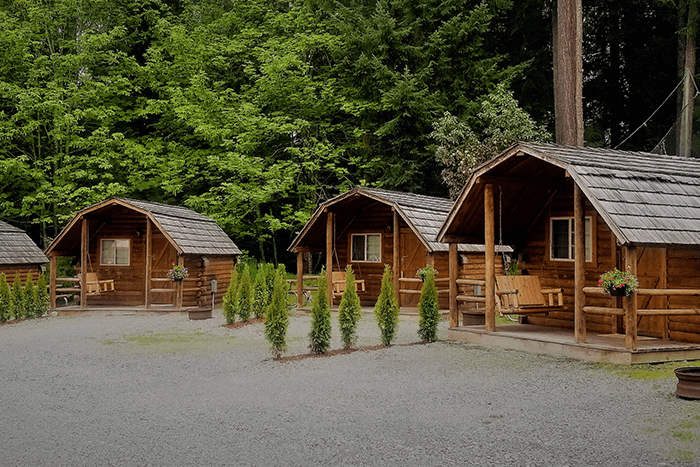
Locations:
1;309;699;467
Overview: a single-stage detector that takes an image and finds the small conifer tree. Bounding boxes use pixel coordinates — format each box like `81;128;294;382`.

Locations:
338;265;362;349
222;267;240;324
265;265;289;358
308;269;331;354
36;273;50;318
24;273;37;319
251;264;270;319
374;264;400;346
0;273;11;322
417;270;440;342
10;273;25;320
237;264;252;321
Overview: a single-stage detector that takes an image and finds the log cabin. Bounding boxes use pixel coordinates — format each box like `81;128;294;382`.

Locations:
438;142;700;362
45;198;241;311
0;220;48;283
288;187;510;310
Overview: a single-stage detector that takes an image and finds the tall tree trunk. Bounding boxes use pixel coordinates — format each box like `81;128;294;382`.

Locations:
553;0;584;146
678;0;697;157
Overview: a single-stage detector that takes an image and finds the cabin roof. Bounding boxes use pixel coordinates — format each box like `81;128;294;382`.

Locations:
46;198;241;256
0;221;48;265
290;187;510;253
439;142;700;247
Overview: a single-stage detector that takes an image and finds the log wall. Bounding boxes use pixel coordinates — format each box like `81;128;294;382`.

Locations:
0;264;45;286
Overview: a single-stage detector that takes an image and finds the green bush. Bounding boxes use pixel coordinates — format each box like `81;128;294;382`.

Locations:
0;273;10;322
251;263;270;319
374;264;399;346
24;273;37;319
222;267;239;324
36;273;50;318
265;265;289;358
10;273;25;320
308;269;331;354
237;263;252;321
417;270;440;342
338;265;362;349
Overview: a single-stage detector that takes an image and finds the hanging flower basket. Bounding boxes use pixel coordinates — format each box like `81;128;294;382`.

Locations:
167;265;189;281
416;265;438;282
598;268;639;297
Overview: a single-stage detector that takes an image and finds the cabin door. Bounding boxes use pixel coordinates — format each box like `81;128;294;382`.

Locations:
635;247;668;338
150;235;178;307
399;229;426;308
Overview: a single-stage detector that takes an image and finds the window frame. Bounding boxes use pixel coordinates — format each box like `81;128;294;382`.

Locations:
350;233;382;263
549;216;594;263
99;238;131;266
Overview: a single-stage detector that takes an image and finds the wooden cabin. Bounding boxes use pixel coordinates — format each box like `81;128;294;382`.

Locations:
0;220;48;283
45;198;241;311
438;142;700;356
288;187;509;310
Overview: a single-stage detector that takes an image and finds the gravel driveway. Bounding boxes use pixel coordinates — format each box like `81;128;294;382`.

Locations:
1;310;699;466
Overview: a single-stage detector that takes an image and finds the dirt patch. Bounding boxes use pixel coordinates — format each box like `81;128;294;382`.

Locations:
222;317;265;329
274;340;430;362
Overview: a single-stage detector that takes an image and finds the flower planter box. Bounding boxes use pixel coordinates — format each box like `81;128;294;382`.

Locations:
674;367;700;400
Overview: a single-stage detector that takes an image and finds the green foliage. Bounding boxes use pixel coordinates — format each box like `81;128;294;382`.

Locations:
252;263;271;319
308;269;331;354
10;273;25;320
36;273;50;318
417;270;440;342
338;265;362;349
374;264;399;346
265;265;289;358
431;83;551;197
23;273;36;319
237;263;252;321
222;267;239;324
0;273;11;322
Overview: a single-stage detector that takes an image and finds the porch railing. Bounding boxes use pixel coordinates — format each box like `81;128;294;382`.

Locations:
582;287;700;317
398;277;450;298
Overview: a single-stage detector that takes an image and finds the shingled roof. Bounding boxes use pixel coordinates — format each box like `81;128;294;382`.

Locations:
0;221;48;265
440;142;700;247
290;187;509;253
47;198;241;256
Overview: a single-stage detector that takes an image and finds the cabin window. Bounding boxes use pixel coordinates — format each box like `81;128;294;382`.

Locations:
100;239;130;266
550;217;592;262
351;234;381;262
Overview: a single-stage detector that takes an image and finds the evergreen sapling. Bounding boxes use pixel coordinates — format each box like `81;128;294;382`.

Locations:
338;265;362;349
374;264;399;346
10;273;24;320
0;273;11;322
237;263;252;321
265;265;289;358
417;269;440;342
222;267;239;324
308;269;331;354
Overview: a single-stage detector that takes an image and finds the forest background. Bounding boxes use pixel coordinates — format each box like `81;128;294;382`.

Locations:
0;0;691;266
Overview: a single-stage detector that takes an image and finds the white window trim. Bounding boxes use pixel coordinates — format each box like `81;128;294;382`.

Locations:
549;217;592;262
100;238;131;266
350;233;382;263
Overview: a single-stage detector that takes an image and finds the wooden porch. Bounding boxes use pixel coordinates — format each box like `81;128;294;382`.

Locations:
448;323;700;365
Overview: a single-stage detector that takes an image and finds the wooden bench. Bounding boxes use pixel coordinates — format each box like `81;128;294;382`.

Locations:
332;271;366;297
496;275;564;316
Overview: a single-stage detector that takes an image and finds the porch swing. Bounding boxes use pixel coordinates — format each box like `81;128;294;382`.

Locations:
330;220;366;297
494;186;564;317
84;252;116;296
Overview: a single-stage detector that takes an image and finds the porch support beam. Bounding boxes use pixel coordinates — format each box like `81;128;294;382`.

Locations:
145;218;152;309
624;245;638;350
296;251;304;309
393;209;400;304
49;254;57;309
449;242;458;327
574;184;586;342
80;217;88;310
326;211;334;307
484;183;496;332
175;255;184;310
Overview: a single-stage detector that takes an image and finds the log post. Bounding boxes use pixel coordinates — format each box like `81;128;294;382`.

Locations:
484;184;496;332
80;217;88;310
49;254;57;309
145;218;152;309
176;255;184;310
393;209;400;305
449;242;458;327
326;210;334;308
624;245;638;350
296;251;304;309
574;184;586;342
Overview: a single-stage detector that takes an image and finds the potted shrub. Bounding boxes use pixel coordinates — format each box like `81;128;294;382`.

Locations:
598;268;639;297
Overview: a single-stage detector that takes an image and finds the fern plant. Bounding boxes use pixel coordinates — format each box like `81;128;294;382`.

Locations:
338;265;362;349
417;269;440;342
308;269;331;354
374;264;399;346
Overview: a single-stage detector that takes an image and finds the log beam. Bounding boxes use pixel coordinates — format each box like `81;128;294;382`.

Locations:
484;183;495;332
